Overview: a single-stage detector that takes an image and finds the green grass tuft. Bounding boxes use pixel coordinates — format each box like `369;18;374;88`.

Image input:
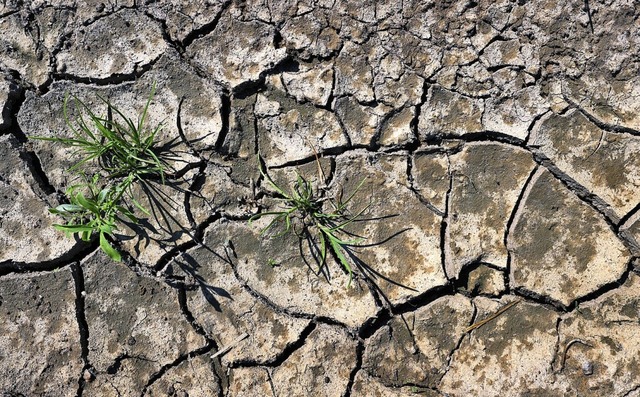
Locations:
31;84;166;261
249;155;369;287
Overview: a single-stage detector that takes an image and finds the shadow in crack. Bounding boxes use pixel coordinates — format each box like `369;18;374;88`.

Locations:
167;250;233;313
115;170;199;259
298;214;417;295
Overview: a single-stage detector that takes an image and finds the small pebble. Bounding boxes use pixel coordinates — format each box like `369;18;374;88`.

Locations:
582;361;594;376
83;369;95;382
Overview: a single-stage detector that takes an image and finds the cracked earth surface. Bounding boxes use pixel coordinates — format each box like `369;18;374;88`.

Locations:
2;0;640;396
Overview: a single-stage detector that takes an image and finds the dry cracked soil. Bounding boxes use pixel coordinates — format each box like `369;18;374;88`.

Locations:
2;0;640;396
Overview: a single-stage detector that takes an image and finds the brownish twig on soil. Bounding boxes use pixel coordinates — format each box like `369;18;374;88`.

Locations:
464;299;521;333
210;332;249;359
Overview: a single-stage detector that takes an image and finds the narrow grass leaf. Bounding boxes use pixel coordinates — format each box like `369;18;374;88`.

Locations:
74;192;99;214
50;204;85;213
138;82;156;133
116;205;139;223
326;233;353;287
318;232;327;272
53;224;96;233
100;232;121;261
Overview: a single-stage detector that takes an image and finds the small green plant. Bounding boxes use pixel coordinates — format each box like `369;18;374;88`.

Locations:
32;84;166;260
266;258;279;267
36;83;166;183
249;156;369;287
410;386;431;394
49;174;138;261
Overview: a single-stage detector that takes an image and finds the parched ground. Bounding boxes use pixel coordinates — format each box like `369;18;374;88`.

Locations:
2;0;640;396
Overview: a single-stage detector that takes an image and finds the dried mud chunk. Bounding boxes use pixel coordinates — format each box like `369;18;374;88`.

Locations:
280;11;341;60
188;17;287;89
142;356;221;397
0;135;78;263
530;109;640;218
144;0;227;42
446;143;536;278
282;61;334;107
19;85;110;189
440;298;561;396
189;159;257;224
0;270;82;396
363;295;474;388
377;29;442;79
374;68;424;109
35;7;75;51
228;219;378;328
18;75;203;266
334;96;390;147
334;41;375;103
222;93;258;158
465;265;506;296
0;0;19;13
481;39;525;68
108;56;219;158
168;223;311;365
19;75;202;190
455;62;494;98
556;273;640;396
117;174;195;267
83;358;160;396
270;324;357;397
471;20;500;51
378;106;417;148
83;252;206;392
418;86;484;139
483;86;549;140
153;53;224;153
256;90;347;167
0;76;21;131
620;213;640;255
228;367;273;396
508;168;630;307
565;76;640;131
37;0;135;32
57;10;167;79
331;153;447;305
433;66;458;90
0;13;50;86
411;152;449;214
441;46;477;69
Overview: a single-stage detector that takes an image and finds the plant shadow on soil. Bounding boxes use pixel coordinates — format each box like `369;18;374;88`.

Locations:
160;210;415;316
299;215;417;298
113;138;203;252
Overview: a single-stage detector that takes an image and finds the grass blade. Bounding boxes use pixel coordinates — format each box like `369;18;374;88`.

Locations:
100;232;121;261
50;204;85;214
53;224;97;233
138;81;156;133
326;232;353;287
74;192;99;214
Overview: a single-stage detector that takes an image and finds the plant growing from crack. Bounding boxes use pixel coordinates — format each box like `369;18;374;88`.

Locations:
249;154;369;287
49;174;139;261
31;83;169;261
